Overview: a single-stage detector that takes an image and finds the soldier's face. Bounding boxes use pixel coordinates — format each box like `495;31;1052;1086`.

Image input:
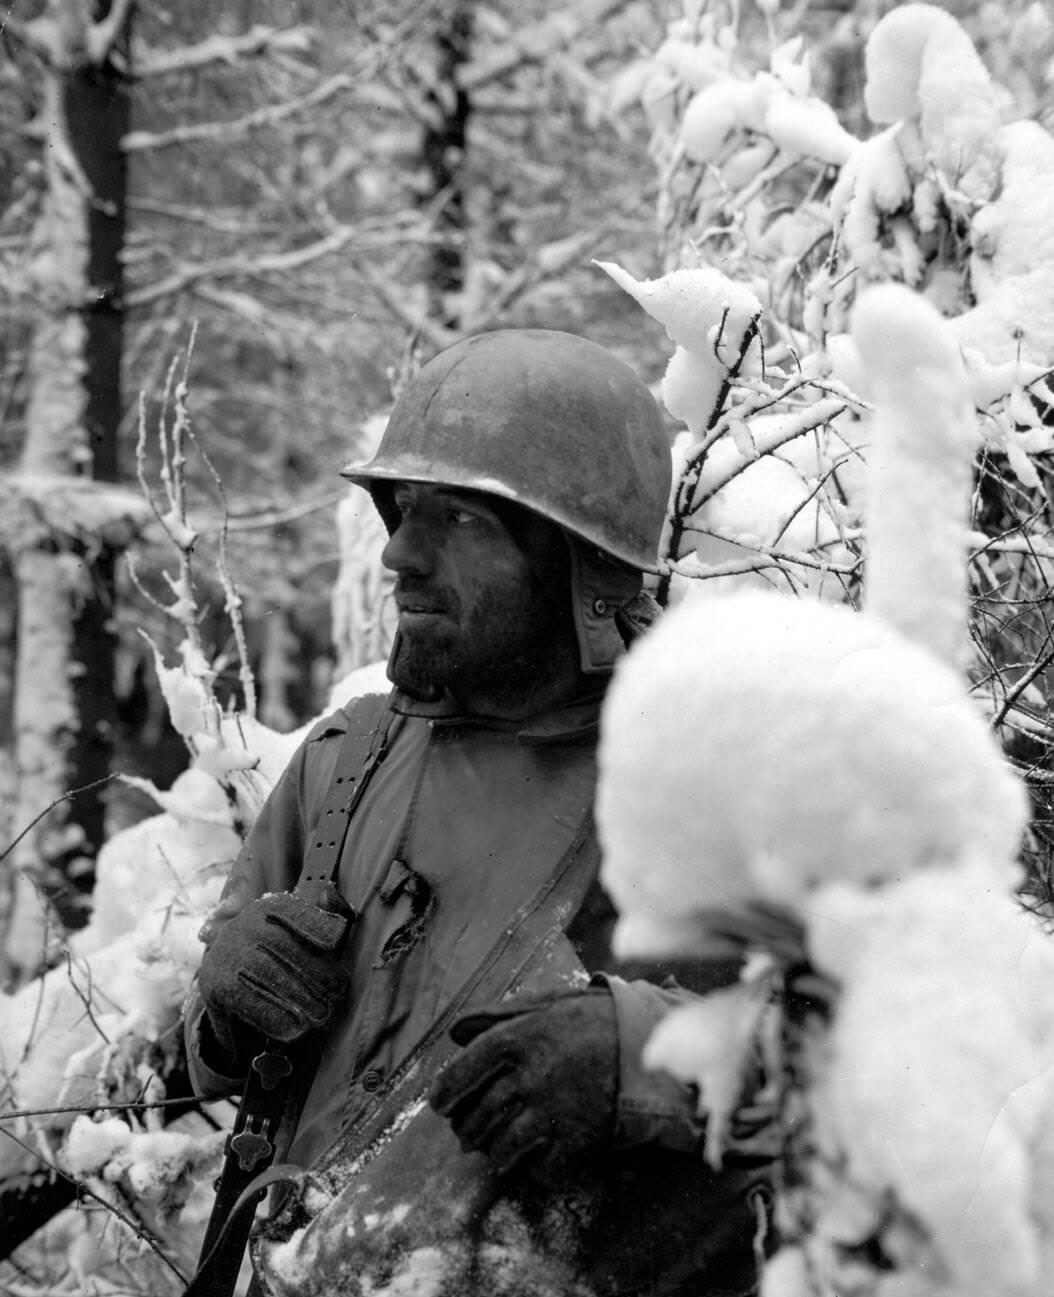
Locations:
379;482;572;708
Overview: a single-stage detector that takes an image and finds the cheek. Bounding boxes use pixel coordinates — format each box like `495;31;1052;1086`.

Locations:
449;544;532;618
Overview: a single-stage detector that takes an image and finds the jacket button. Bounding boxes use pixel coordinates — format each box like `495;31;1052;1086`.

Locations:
361;1068;383;1093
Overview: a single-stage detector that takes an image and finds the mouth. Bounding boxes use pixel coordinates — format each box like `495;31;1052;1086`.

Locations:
397;600;443;614
395;598;451;625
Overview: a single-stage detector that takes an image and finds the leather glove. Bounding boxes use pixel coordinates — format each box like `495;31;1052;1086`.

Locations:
196;884;354;1068
428;988;618;1184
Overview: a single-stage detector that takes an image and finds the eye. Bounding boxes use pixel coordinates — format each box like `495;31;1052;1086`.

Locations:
449;507;482;526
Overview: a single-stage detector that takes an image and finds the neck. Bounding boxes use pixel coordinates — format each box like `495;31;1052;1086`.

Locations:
450;637;591;721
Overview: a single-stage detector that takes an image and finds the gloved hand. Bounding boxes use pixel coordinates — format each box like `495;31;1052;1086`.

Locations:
196;884;354;1069
428;989;618;1184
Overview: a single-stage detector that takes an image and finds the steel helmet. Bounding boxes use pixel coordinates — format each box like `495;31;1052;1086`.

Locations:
341;329;671;574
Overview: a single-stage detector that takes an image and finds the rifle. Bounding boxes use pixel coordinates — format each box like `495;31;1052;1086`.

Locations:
182;698;400;1297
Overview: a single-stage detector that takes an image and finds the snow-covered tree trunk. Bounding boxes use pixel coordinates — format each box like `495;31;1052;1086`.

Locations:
4;0;132;976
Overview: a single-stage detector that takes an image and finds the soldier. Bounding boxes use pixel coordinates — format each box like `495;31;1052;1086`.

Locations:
185;329;771;1296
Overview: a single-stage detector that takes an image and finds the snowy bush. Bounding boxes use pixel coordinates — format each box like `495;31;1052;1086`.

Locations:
604;0;1054;875
595;4;1054;1295
598;276;1054;1297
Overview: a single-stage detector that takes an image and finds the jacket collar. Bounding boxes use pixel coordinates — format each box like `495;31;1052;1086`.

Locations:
388;683;607;744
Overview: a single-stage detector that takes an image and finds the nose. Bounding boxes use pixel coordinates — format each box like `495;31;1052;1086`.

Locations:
381;513;434;577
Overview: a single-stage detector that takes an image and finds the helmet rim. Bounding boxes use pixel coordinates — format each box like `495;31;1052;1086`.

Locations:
342;329;671;574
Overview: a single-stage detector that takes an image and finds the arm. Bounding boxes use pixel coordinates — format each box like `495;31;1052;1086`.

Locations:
183;716;346;1095
601;973;709;1152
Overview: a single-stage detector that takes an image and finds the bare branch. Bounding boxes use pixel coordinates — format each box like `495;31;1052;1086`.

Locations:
0;1096;204;1122
62;949;113;1044
125;227;359;309
183;423;258;721
353;260;455;352
122;71;353;152
0;777;120;870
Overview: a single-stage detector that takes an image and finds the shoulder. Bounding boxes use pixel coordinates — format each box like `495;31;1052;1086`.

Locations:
302;689;394;746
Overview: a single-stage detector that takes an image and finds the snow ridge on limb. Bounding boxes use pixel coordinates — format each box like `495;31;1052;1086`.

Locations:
595;259;763;440
863;2;1004;202
850;283;977;674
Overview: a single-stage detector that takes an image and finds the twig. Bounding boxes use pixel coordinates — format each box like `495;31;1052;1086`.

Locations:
62;950;114;1045
0;777;121;869
0;1096;206;1122
125;226;360;309
184;422;257;721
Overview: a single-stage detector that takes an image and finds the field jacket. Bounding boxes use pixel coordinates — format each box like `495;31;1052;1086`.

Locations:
184;686;770;1296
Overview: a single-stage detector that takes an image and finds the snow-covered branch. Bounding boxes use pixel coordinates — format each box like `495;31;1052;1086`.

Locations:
131;24;313;79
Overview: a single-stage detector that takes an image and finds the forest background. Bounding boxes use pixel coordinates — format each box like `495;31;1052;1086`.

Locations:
2;0;1054;1291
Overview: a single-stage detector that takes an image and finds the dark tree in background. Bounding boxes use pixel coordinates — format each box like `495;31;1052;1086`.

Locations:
3;0;141;971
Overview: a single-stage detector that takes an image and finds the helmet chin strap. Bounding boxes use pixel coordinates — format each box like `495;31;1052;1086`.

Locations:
565;538;648;675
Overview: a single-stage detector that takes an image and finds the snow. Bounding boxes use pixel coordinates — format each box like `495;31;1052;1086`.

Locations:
596;261;762;360
597;588;1028;962
596;261;763;438
680;79;758;163
864;3;1004;201
642;973;770;1168
661;346;726;440
653;34;731;93
828;127;914;280
63;1111;225;1220
950;118;1054;364
679;49;855;168
148;638;215;740
851;283;977;672
805;869;1054;1296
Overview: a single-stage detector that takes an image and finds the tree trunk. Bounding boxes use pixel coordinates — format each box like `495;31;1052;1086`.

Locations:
5;0;131;977
421;2;474;328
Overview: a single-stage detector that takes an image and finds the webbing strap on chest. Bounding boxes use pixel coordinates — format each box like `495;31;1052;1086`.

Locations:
294;693;403;904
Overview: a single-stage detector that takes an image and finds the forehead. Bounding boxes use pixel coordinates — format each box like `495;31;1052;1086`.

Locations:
388;480;569;572
390;481;503;511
